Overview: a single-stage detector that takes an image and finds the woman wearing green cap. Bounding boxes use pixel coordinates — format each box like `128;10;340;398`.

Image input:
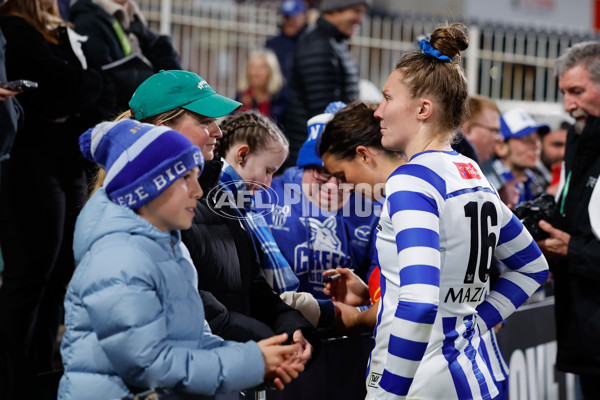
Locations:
93;71;317;385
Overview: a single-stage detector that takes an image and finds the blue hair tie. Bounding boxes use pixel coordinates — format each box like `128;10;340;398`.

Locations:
419;39;454;62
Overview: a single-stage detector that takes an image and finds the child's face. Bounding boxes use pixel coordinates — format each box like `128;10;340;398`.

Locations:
137;167;202;232
236;146;287;194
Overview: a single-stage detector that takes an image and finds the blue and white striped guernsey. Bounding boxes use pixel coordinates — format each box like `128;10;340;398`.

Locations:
367;150;549;400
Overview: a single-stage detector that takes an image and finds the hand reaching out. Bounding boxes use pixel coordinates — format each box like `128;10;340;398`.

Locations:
292;329;312;364
257;333;304;390
333;301;378;336
323;268;370;306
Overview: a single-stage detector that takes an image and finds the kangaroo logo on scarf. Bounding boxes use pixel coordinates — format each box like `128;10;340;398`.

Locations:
294;216;352;284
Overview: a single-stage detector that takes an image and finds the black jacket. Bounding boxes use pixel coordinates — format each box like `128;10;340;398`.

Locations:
182;159;318;347
0;16;106;170
0;26;22;163
283;17;359;166
553;116;600;376
70;0;181;113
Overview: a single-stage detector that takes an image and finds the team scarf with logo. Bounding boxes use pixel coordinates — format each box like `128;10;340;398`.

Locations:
220;163;300;293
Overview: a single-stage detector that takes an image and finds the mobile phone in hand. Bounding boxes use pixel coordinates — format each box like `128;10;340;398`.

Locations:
0;80;38;91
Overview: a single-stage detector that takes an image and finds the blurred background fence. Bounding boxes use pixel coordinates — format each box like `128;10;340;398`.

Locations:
137;0;599;113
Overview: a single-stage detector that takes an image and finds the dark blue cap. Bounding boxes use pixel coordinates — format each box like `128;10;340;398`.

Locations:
281;0;307;17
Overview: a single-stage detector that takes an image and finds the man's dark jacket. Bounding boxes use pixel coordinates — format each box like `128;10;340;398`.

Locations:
283;17;359;166
182;159;318;347
70;0;181;113
553;115;600;376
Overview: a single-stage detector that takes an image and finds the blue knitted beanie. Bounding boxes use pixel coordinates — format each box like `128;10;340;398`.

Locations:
80;119;204;209
296;101;347;168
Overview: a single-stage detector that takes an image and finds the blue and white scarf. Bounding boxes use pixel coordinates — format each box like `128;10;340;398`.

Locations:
220;163;300;293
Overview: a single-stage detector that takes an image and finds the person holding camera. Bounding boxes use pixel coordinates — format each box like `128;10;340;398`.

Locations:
537;41;600;400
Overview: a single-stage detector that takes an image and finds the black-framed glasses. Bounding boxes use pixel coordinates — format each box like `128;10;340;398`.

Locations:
312;167;339;184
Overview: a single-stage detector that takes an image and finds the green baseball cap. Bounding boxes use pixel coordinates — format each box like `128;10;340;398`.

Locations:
129;70;242;120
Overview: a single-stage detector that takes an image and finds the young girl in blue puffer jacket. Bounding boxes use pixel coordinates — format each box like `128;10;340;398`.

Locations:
58;119;303;400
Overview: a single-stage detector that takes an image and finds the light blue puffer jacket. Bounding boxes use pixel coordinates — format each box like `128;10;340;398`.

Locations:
58;189;265;400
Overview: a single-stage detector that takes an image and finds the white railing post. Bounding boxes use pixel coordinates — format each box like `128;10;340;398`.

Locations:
466;24;480;95
160;0;172;36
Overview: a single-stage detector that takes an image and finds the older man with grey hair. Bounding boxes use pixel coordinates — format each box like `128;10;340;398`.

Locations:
538;41;600;400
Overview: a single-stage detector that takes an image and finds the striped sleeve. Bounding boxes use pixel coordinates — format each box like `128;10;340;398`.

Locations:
378;165;445;399
476;202;549;332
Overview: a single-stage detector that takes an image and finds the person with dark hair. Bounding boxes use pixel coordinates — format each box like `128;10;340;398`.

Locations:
96;69;317;354
368;23;548;399
0;0;108;378
317;101;404;333
531;118;569;195
282;0;370;169
537;40;600;400
319;100;510;400
87;71;317;399
255;101;380;331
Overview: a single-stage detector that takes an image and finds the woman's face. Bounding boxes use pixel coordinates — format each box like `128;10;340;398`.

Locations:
248;56;271;91
235;145;287;194
374;70;418;152
321;153;379;201
168;112;222;161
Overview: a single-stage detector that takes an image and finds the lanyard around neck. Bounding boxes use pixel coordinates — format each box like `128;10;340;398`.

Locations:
560;171;572;215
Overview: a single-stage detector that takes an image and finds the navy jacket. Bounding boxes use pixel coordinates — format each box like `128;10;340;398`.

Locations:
283;18;360;165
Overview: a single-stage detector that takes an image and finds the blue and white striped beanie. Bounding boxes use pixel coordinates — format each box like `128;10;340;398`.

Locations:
79;119;204;209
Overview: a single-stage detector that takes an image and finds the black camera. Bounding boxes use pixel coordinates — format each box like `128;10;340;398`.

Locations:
514;193;559;241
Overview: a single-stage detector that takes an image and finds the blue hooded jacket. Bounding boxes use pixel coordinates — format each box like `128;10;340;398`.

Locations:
58;189;264;400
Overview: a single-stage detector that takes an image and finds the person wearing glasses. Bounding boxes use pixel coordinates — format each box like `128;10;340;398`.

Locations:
461;95;503;163
255;102;380;330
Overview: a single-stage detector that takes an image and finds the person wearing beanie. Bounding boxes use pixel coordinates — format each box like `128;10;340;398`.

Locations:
92;69;242;193
282;0;369;169
256;102;379;327
111;71;319;386
58;119;304;400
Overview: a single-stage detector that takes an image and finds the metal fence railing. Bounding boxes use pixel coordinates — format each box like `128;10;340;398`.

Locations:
137;0;599;109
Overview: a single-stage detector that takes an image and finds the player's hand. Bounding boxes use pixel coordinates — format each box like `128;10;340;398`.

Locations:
323;268;369;306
